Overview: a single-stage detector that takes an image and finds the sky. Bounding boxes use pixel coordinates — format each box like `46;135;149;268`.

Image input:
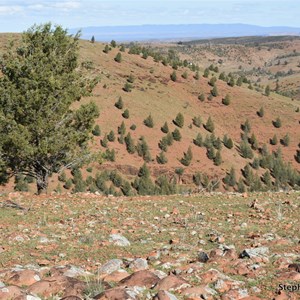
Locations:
0;0;299;32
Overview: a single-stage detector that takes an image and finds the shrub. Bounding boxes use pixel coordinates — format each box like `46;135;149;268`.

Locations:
206;146;215;160
204;116;215;132
213;137;222;150
130;124;136;130
193;172;202;186
180;146;193;166
107;130;115;142
120;44;125;52
115;96;124;109
136;137;151;162
174;113;184;128
123;82;132;92
209;77;217;86
210;85;219;97
223;135;234;149
63;178;72;190
104;148;116;162
58;171;67;182
114;52;122;63
110;40;117;47
240;140;254;159
237;178;246;193
273;117;282;128
182;71;188;79
228;77;235;87
158;137;168;152
166;133;174;145
101;135;108;148
281;134;290;146
257;106;265;117
249;133;258;150
103;45;110;53
144;114;154;128
127;74;135;83
223;167;236;187
161;121;169;133
170;71;177;82
92;124;101;136
270;134;278;145
124;133;135;154
203;68;210;78
193;133;203;147
265;85;270;96
193;116;202;128
194;71;200;80
198;93;205;102
118;121;126;135
242;119;251;133
214;150;222;166
295;149;300;163
122;109;130;119
14;175;29;192
222;94;231;106
172;128;182;141
157;151;168;164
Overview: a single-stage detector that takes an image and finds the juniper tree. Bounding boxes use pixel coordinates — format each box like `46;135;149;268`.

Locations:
144;114;154;128
174;113;184;128
205;117;215;133
0;23;99;194
161;122;169;133
115;96;124;109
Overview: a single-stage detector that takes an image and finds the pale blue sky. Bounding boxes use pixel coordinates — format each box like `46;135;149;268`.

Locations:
0;0;299;32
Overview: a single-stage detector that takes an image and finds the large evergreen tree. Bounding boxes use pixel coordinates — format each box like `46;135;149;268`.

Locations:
0;23;99;194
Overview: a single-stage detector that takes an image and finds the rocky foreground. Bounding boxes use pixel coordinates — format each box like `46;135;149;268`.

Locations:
0;192;299;299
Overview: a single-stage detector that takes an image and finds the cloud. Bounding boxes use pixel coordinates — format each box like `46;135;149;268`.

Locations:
52;1;81;10
0;5;23;15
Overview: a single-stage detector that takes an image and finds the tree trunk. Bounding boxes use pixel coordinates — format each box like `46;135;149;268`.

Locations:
36;169;49;195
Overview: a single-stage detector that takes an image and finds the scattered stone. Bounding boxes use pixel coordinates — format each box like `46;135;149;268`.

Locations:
197;251;209;263
156;275;190;291
119;270;160;288
288;263;300;272
109;234;131;247
129;258;148;271
94;287;135;300
63;265;92;278
98;259;123;275
153;290;178;300
103;270;129;283
0;286;24;300
6;269;41;286
240;247;269;259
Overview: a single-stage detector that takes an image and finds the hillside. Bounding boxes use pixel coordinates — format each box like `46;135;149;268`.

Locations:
0;33;299;194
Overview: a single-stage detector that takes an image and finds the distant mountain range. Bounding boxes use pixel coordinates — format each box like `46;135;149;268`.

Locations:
70;23;300;42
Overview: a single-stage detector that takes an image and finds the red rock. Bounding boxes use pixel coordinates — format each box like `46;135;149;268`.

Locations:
200;269;222;284
103;270;130;283
181;286;215;300
224;249;238;260
153;290;178;300
6;269;41;286
119;270;160;288
94;287;135;300
0;286;24;300
278;271;300;281
156;275;189;291
60;297;83;300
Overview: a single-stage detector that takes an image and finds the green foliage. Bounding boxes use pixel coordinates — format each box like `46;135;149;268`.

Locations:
136;137;151;162
91;36;95;43
273;117;282;128
295;149;300;163
118;121;126;135
161;122;169;133
281;134;290;146
223;135;234;149
210;85;219;97
14;175;29;192
193;172;202;186
242;119;251;133
110;40;117;47
130;124;136;130
144;114;154;128
204;116;215;133
92;125;101;136
170;71;177;82
120;45;125;52
222;94;231;106
257;106;265;117
127;74;135;83
198;93;205;102
214;150;222;166
174;113;184;128
175;167;184;176
270;134;278;145
236;77;243;86
206;146;215;160
209;77;217;86
172;128;182;141
240;140;254;159
122;109;130;119
194;71;200;80
182;71;188;79
63;178;73;190
101;135;108;148
252;157;260;169
58;171;67;182
249;133;258;150
0;23;99;194
158;137;168;152
228;77;235;87
114;52;122;63
265;85;271;96
156;151;168;164
166;133;174;146
123;82;132;92
124;133;135;154
107;130;115;142
224;167;236;187
193;116;202;128
237;178;246;193
103;45;110;53
180;146;193;166
219;72;226;81
194;133;203;147
133;164;155;195
121;181;133;196
104;148;116;162
156;175;177;195
203;68;210;78
115;96;124;109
